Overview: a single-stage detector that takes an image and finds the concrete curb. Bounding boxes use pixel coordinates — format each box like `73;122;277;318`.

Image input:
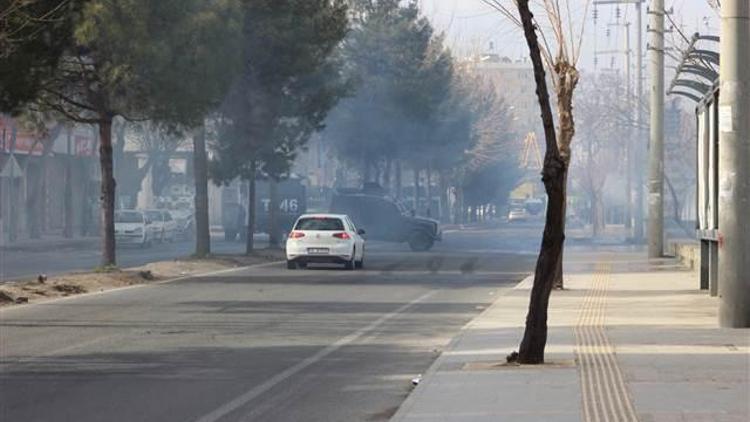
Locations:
513;274;534;290
390;274;531;421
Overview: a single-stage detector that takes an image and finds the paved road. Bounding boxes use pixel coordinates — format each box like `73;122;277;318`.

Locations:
0;221;545;281
0;225;541;422
0;236;254;281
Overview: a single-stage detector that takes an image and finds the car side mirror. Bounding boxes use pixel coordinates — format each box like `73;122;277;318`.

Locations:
357;228;366;235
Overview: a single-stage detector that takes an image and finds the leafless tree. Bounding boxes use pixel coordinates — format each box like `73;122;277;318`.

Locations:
480;0;590;363
572;74;624;238
482;0;590;288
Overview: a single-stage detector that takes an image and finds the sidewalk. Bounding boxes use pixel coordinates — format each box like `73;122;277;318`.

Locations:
392;250;749;422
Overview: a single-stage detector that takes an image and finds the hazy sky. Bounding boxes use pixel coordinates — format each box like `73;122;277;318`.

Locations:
418;0;719;74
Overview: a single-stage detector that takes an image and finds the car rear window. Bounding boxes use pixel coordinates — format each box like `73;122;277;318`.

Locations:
295;217;344;231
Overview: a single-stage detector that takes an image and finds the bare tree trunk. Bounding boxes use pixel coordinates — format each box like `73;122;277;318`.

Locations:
664;173;691;236
552;170;568;290
455;186;464;224
425;161;432;217
625;138;633;229
113;120;127;204
552;72;578;290
80;156;91;237
268;177;280;248
439;171;449;223
413;166;421;212
592;190;604;237
373;161;381;185
98;116;116;267
6;125;18;242
193;126;211;258
362;153;372;184
383;157;391;191
63;129;73;238
37;131;59;236
39;154;48;234
395;160;402;199
245;161;257;254
26;162;41;239
514;0;566;365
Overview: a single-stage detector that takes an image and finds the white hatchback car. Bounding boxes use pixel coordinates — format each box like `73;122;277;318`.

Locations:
143;209;177;242
115;210;152;247
286;214;366;270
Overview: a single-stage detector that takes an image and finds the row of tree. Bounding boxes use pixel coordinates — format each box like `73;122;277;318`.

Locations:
1;0;519;266
1;0;351;265
571;71;696;238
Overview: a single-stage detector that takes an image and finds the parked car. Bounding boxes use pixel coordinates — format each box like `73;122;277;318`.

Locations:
330;192;440;251
143;209;176;242
285;214;366;270
508;208;528;222
170;209;194;240
115;210;152;248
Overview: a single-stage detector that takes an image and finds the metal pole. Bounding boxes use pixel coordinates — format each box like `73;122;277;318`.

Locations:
634;1;645;242
647;0;664;258
625;22;633;231
718;0;750;328
591;1;645;239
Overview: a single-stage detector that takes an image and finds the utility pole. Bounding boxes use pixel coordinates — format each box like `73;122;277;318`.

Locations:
718;0;750;328
647;0;664;258
634;0;644;242
606;21;634;231
624;22;633;231
594;0;645;241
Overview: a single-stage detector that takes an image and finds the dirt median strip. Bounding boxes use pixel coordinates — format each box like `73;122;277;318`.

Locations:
0;251;285;308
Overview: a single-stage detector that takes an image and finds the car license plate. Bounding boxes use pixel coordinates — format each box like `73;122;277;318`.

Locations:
308;248;329;254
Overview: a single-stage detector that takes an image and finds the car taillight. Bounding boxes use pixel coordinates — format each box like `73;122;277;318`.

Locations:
289;231;305;239
333;232;350;240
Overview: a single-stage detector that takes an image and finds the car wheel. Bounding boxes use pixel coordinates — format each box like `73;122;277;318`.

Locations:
355;257;364;269
408;232;434;252
344;249;355;270
298;262;308;269
286;260;297;270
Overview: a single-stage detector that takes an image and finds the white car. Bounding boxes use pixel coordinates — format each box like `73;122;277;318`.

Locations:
144;209;177;242
508;208;528;222
286;214;366;270
115;210;153;247
170;209;194;239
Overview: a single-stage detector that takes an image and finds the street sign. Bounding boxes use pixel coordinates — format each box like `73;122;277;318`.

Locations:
0;155;22;178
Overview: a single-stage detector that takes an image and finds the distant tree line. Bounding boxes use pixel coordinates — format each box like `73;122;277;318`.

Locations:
324;0;519;222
